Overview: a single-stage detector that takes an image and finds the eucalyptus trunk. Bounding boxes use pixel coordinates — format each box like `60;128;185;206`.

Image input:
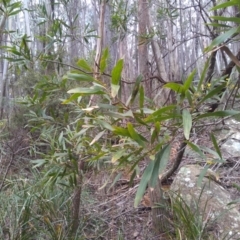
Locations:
138;0;150;97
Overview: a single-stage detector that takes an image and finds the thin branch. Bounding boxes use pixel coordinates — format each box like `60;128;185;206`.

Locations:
161;141;187;183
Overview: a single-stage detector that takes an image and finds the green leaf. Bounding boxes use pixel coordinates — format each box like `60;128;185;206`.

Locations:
129;169;137;187
133;113;148;126
183;69;196;92
76;59;92;72
164;82;184;94
111;84;120;98
111;150;125;163
128;75;143;106
196;110;240;119
111;59;123;85
98;103;118;110
211;1;239;11
8;9;21;16
58;131;64;144
150;122;160;144
62;93;81;104
197;84;226;105
127;122;146;147
197;58;210;91
151;129;158;144
144;105;176;123
139;85;144;110
31;159;47;168
67;73;95;82
158;144;171;176
73;128;90;139
95;119;113;131
67;86;105;95
187;142;206;160
134;160;154;207
141;108;154;114
148;145;171;188
182;109;192;140
211;16;240;24
111;59;123;97
197;165;209;187
118;149;143;169
90;130;105;146
149;150;162;188
100;48;109;73
207;23;230;28
205;27;239;52
113;126;131;137
210;133;222;159
106;110;134;119
108;173;122;191
155;121;160;134
201;146;224;161
10;49;22;56
185;90;193;106
147;114;180;123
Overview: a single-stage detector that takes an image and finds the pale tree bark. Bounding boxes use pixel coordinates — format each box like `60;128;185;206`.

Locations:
0;17;11;119
148;26;167;81
44;0;55;75
0;59;8;119
118;36;132;102
139;1;172;234
94;1;106;77
177;0;185;79
103;1;116;71
23;0;31;49
147;8;169;105
89;0;106;106
166;20;175;81
66;0;81;63
0;3;8;118
0;15;7;45
138;0;150;97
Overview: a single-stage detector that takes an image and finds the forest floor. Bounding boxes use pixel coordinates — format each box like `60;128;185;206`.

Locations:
81;121;240;240
1;120;240;239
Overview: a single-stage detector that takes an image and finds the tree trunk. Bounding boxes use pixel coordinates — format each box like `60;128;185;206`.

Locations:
94;1;105;76
138;0;150;97
150;181;171;233
147;8;169;105
88;0;106;107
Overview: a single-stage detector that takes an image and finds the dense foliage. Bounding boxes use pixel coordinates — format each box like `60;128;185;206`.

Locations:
1;0;240;239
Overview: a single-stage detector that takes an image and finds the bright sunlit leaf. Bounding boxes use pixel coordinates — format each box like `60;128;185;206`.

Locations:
182;109;192;140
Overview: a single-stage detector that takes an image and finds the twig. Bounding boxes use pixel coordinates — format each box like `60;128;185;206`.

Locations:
161;141;187;183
